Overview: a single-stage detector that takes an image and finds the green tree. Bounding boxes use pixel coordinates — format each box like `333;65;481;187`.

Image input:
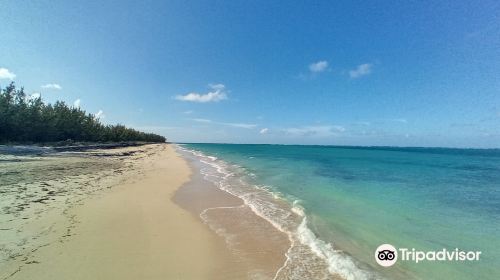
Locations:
0;82;166;143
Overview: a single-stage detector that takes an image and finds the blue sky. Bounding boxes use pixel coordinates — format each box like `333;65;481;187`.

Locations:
1;0;499;147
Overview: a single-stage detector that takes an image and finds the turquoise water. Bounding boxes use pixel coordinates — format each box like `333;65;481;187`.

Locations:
183;144;500;279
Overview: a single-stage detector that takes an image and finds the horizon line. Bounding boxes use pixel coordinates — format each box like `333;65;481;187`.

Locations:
174;142;500;151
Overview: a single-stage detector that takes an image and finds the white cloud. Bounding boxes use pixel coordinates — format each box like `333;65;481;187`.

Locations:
0;68;16;80
176;92;225;102
260;128;269;134
190;118;256;129
73;99;81;108
41;83;62;90
283;125;345;137
208;83;225;90
223;122;257;129
175;84;228;103
95;110;105;119
183;110;194;114
192;118;212;123
349;63;372;78
309;60;329;73
30;93;41;99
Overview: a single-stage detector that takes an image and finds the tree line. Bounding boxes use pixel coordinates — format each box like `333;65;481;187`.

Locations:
0;82;166;143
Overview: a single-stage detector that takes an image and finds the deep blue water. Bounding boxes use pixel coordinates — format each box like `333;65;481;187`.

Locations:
183;144;500;279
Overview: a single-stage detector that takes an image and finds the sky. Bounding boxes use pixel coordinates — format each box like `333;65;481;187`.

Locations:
1;0;499;147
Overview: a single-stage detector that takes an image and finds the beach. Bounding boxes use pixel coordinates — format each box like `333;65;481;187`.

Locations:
1;144;285;280
3;143;497;280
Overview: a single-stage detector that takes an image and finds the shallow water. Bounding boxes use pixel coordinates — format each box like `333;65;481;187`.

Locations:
181;144;500;280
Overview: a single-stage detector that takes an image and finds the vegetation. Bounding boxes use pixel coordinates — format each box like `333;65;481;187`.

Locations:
0;83;166;143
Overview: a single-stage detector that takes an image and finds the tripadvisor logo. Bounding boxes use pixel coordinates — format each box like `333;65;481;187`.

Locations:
375;244;481;267
375;244;398;267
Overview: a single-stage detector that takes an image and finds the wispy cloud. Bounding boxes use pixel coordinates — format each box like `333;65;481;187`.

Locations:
175;84;228;103
41;83;62;90
190;118;256;129
309;60;329;73
0;68;16;80
192;118;212;123
95;110;105;119
73;99;81;108
259;128;269;134
183;110;194;114
283;125;345;137
349;63;372;78
224;122;257;129
372;118;407;124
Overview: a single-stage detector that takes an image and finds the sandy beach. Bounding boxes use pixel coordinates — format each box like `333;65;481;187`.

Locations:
0;144;262;280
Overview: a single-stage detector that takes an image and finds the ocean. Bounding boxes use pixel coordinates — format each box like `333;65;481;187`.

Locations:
180;143;500;280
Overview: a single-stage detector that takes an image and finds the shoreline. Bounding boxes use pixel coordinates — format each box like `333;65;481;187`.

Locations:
176;145;376;280
173;147;291;279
